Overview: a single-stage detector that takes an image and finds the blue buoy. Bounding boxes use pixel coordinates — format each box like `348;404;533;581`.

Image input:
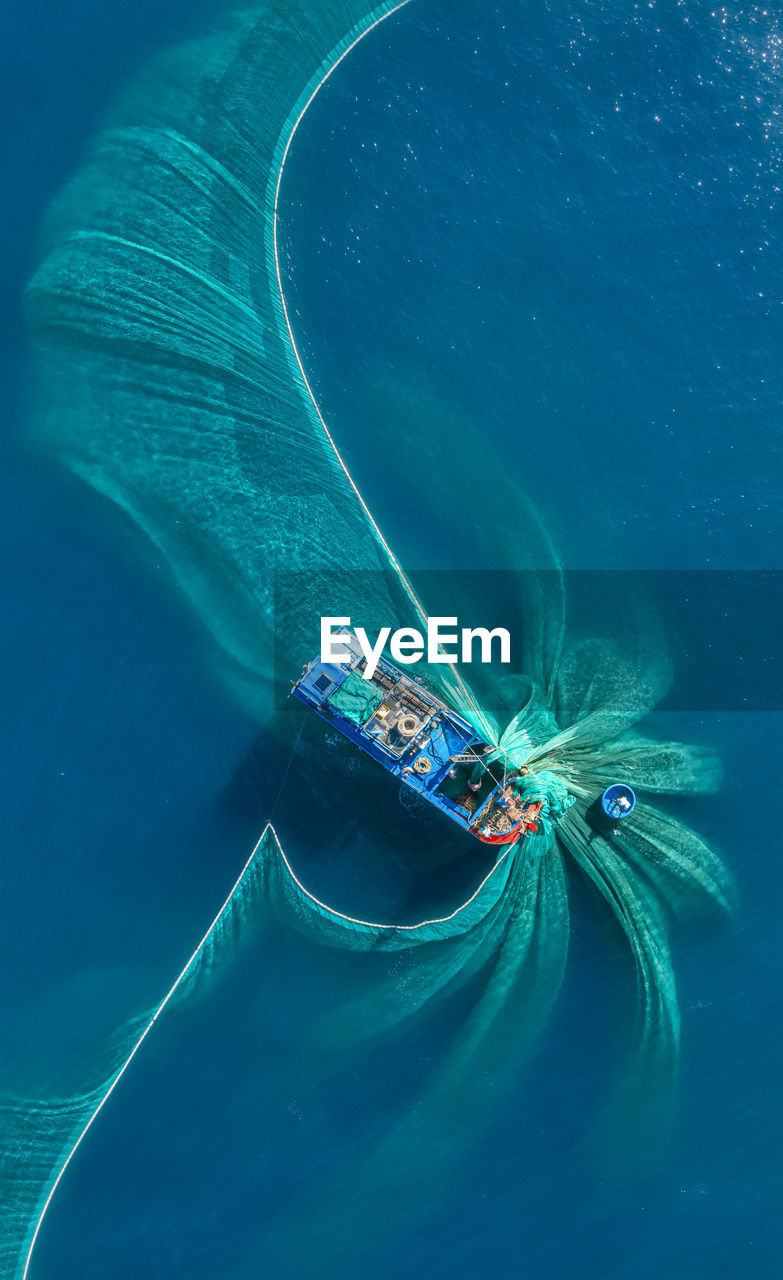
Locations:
601;783;636;821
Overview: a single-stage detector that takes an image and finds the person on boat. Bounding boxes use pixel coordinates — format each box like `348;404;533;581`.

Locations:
521;800;543;832
496;786;522;818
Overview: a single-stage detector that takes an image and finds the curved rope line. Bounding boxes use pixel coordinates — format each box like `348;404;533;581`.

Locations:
20;9;498;1272
266;822;514;931
270;0;496;744
20;812;516;1278
20;824;270;1280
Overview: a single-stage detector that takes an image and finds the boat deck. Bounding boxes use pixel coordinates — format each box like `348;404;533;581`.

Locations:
293;629;523;844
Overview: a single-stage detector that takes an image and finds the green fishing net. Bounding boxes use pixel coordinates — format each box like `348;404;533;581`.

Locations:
326;671;385;726
6;0;734;1274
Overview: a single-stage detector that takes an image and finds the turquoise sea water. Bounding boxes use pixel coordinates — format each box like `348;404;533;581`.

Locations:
2;2;781;1278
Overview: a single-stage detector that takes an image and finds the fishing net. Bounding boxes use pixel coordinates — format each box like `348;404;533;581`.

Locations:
2;822;274;1280
326;671;385;726
25;0;434;725
9;0;734;1273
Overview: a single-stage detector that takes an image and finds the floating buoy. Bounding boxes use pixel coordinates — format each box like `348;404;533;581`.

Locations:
601;783;636;821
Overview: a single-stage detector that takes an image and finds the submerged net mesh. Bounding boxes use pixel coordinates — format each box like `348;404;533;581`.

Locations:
2;822;273;1279
25;0;438;724
9;0;735;1273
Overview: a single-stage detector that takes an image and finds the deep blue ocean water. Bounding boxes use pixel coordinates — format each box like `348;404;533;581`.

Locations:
2;2;781;1278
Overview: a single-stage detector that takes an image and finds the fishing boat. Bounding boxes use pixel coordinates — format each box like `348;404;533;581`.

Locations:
292;628;539;846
